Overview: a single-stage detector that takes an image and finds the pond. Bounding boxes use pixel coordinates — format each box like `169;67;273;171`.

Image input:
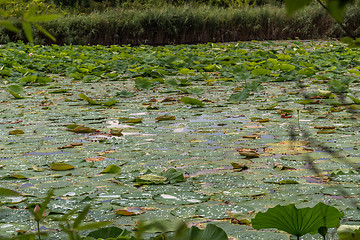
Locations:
0;40;359;239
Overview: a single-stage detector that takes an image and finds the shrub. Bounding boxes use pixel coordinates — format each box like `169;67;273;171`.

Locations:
0;3;356;45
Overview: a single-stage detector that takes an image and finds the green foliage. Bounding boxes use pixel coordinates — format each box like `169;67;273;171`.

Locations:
134;168;184;186
0;3;356;45
20;75;52;84
7;84;26;98
228;88;250;102
152;223;228;240
337;225;360;240
135;77;153;90
252;202;344;238
0;187;21;197
101;164;122;174
0;0;60;18
0;0;60;42
180;97;205;107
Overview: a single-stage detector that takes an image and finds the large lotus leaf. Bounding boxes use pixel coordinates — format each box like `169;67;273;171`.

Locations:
177;224;228;240
252;202;344;237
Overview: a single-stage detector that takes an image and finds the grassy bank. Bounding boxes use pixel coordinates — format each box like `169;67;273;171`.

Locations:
0;4;359;45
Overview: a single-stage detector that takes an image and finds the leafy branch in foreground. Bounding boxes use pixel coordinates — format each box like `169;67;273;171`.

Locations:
0;0;60;42
252;202;343;240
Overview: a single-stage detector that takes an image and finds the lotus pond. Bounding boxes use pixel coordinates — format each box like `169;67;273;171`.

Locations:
0;40;359;239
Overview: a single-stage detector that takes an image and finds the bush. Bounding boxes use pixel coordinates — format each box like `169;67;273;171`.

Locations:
0;3;355;45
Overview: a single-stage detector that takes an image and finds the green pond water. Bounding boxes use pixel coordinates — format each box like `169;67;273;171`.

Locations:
0;40;359;239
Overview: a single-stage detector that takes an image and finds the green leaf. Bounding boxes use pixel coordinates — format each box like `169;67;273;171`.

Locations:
165;78;180;87
87;227;132;239
279;63;296;71
37;76;52;84
101;164;121;174
101;98;118;106
179;68;195;75
73;205;91;228
285;0;312;15
0;187;21;197
0;20;20;32
83;75;101;82
8;91;25;99
20;75;37;83
180;97;204;107
71;125;93;133
252;202;343;237
161;168;184;184
348;95;360;104
228;88;250;102
327;0;353;22
178;224;228;240
135;77;153;90
7;85;25;99
33;23;56;42
139;219;186;233
252;68;272;76
22;22;33;43
79;93;99;105
297;68;316;76
246;80;263;91
50;163;75;171
116;90;135;98
203;64;216;72
138;174;167;183
337;225;360;240
327;80;349;93
0;0;11;4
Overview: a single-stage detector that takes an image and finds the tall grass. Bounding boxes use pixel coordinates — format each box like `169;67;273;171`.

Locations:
0;3;357;45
